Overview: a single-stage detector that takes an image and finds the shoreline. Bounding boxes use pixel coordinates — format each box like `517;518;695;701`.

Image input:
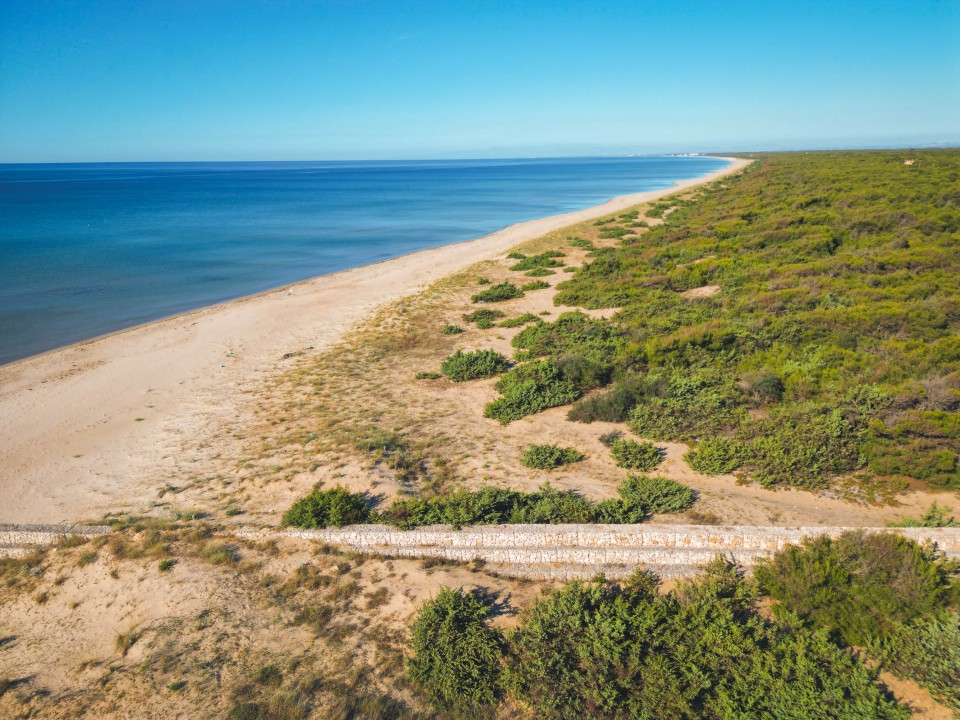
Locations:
0;157;749;524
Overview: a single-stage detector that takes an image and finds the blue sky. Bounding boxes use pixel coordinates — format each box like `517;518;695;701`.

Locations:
1;0;958;162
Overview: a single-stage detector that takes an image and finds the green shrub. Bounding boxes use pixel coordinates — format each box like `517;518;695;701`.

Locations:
408;588;504;713
281;486;372;529
521;280;550;291
381;483;597;529
755;531;956;646
476;277;491;285
598;226;629;239
521;444;584;470
498;313;541;328
684;436;745;474
414;371;442;380
462;309;505;326
483;360;580;424
609;438;663;471
506;251;526;260
569;237;595;249
471;282;523;303
618;474;696;514
440;324;463;335
509;251;564;272
524;267;556;277
440;349;510;382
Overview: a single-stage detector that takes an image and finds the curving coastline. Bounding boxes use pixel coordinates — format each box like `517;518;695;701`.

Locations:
0;157;750;524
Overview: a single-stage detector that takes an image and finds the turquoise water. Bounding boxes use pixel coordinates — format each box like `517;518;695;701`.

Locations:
0;156;727;364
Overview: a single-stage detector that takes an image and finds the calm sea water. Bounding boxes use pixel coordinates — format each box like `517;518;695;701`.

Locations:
0;156;726;364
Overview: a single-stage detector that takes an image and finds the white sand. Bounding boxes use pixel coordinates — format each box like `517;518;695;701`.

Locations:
0;158;750;523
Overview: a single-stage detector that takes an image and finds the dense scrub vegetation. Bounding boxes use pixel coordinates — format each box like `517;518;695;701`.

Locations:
754;531;960;711
408;560;910;719
755;531;958;645
284;477;696;530
536;150;960;491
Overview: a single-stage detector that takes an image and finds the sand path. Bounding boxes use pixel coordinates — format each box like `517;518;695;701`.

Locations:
0;158;749;523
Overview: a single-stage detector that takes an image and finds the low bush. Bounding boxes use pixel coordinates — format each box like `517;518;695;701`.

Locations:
754;531;957;646
440;349;510;382
381;483;597;528
524;267;555;277
414;371;442;380
471;282;523;303
440;324;463;335
684;435;745;474
280;486;372;529
498;313;541;328
483;360;580;424
462;309;505;328
521;444;584;470
506;251;526;260
408;588;504;713
609;438;663;471
598;226;630;239
569;237;595;249
521;280;550;291
509;251;565;272
476;277;491;285
283;476;697;532
617;474;697;514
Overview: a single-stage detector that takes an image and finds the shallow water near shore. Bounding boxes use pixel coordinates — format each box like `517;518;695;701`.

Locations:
0;155;726;364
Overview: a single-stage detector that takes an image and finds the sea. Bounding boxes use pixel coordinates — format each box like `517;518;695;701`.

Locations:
0;156;727;364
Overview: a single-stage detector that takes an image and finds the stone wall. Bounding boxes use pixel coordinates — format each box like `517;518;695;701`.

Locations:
239;524;960;579
0;523;110;553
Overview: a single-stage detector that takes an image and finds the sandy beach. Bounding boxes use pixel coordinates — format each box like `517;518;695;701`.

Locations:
0;158;749;524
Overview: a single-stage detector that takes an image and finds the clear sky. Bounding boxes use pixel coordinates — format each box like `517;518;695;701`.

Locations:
1;0;958;162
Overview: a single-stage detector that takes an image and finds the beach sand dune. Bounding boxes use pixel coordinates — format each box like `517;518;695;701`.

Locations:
0;159;749;524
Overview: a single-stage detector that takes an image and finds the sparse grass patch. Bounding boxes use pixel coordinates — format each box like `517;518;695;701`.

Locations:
414;371;442;380
115;629;139;657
